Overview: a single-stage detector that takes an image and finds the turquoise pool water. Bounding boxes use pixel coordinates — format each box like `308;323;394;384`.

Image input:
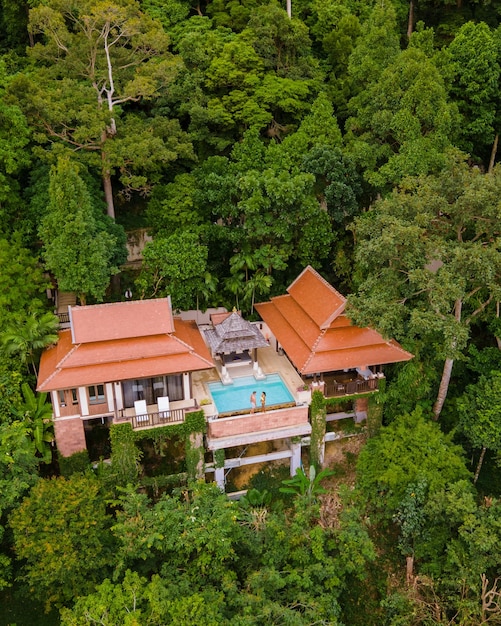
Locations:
208;373;294;414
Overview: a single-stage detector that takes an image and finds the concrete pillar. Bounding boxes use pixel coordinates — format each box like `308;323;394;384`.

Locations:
106;383;114;412
78;387;89;416
183;373;190;400
214;467;225;490
114;382;123;411
290;441;302;476
355;397;368;423
51;390;60;418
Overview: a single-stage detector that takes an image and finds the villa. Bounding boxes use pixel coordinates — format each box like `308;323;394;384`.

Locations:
37;267;412;489
255;266;413;420
37;298;214;458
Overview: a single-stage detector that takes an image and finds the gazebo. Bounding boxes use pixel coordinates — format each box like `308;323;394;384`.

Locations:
203;311;269;376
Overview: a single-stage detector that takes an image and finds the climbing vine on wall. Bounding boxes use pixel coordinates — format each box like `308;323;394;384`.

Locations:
110;423;142;487
309;390;327;470
111;410;207;485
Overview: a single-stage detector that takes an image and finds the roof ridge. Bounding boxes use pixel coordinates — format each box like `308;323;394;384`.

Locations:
38;336;80;391
300;329;325;373
172;328;214;368
70;297;171;311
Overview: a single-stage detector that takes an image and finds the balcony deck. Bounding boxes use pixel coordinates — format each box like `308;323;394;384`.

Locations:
115;398;197;430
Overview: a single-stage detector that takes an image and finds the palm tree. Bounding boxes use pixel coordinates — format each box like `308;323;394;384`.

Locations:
224;272;245;311
12;383;54;464
2;311;59;377
196;271;218;315
243;270;273;315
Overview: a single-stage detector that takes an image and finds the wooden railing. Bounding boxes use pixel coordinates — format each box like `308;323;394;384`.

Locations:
115;408;187;429
57;312;71;326
323;377;379;398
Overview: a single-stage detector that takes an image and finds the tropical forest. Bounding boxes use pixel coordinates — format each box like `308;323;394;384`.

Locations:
0;0;501;623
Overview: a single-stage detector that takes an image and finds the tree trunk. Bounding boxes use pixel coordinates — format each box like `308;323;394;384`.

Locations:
433;357;454;420
102;171;115;219
433;298;462;420
407;0;414;38
406;554;414;586
474;447;487;483
488;134;498;174
286;0;291;18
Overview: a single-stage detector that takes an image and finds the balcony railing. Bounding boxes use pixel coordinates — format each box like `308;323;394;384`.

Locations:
57;312;71;328
115;408;187;430
323;377;380;398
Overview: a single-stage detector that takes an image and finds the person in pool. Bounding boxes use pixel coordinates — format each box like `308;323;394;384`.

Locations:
250;390;257;414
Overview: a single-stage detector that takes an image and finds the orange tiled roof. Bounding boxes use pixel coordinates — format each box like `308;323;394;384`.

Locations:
70;298;174;343
37;309;213;392
255;266;413;375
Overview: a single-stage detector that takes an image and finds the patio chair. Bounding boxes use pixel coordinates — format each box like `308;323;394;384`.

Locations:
157;396;170;418
134;399;148;422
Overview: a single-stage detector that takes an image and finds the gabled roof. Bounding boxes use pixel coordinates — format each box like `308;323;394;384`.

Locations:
70;298;174;343
37;299;213;392
204;311;269;354
287;266;346;329
255;266;413;375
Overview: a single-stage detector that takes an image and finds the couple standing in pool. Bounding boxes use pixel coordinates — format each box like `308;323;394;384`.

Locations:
250;390;266;413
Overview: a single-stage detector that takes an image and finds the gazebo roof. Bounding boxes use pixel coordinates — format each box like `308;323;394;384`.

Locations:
204;311;269;354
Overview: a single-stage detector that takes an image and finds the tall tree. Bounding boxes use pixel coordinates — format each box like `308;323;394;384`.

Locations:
447;21;500;165
355;408;470;517
350;154;501;419
346;42;459;191
17;0;189;218
39;157;122;304
9;475;114;610
457;371;501;482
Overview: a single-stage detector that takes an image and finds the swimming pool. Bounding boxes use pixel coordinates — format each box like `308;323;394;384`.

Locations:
208;373;294;414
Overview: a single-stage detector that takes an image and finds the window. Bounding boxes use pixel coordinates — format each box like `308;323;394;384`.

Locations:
58;390;66;407
71;389;79;405
88;385;105;404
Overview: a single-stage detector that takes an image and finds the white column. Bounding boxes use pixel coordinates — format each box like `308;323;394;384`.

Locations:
78;387;89;416
290;441;302;476
106;383;114;412
114;382;123;411
183;372;190;400
214;467;225;490
51;390;60;418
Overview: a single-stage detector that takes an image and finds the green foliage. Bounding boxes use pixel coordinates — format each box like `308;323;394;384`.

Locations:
183;410;206;435
356;408;470;517
457;371;501;481
448;21;500;159
0;419;40;590
280;465;335;507
39;157;120;303
110;423;142;488
137;230;209;309
214;448;225;469
9;475;114;610
0;362;22;423
309;389;326;470
393;478;428;558
11;383;54;463
0;234;49;329
57;450;91;478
